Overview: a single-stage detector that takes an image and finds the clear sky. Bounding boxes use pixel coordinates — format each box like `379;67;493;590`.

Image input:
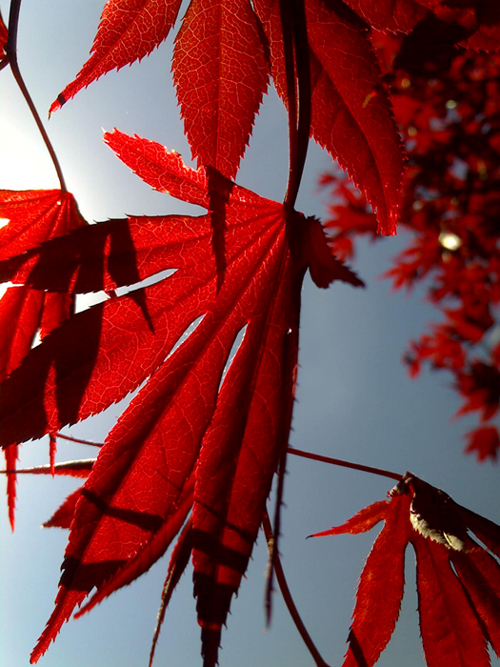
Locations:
1;2;499;666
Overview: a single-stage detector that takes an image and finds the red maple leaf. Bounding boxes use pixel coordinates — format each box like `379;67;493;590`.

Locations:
464;425;500;462
0;189;87;528
48;0;183;114
312;472;500;667
48;0;405;227
456;361;500;422
0;131;361;665
0;10;7;62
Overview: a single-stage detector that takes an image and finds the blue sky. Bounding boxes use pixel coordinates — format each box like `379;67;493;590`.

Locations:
1;2;499;666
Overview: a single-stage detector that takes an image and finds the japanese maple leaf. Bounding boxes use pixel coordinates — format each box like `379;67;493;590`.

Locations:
0;10;7;62
49;0;404;226
48;0;183;113
464;425;500;462
312;472;500;667
171;0;270;179
49;0;269;180
456;361;500;422
0;189;87;528
0;130;361;666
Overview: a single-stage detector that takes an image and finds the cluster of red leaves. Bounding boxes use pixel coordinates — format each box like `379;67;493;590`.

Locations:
323;36;500;462
313;472;500;666
1;1;500;666
0;190;87;527
0;131;361;666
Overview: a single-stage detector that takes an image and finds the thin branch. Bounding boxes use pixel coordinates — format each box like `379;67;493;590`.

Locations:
287;447;402;481
280;0;298;209
281;0;311;210
6;0;67;191
55;432;104;447
263;512;331;667
265;446;287;626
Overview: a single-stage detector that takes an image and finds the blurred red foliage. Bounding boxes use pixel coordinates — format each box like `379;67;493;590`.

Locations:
322;34;500;461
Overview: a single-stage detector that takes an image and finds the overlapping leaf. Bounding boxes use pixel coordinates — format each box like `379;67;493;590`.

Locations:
0;131;361;665
254;0;404;234
313;473;500;667
0;190;87;528
342;0;428;34
49;0;406;223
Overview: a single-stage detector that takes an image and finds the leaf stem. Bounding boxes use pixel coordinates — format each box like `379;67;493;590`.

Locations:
6;0;67;192
281;0;311;210
263;512;331;667
287;447;402;481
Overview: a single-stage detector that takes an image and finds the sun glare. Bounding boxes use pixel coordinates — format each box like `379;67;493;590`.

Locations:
0;117;58;191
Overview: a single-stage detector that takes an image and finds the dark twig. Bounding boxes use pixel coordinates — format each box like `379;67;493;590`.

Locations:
263;511;331;667
6;0;67;191
287;447;402;481
55;432;104;447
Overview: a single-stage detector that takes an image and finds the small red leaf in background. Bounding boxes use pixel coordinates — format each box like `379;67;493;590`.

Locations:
173;0;269;179
465;425;500;462
456;361;500;422
321;38;500;457
0;10;7;61
49;0;183;114
0;190;87;528
414;0;500;52
312;473;500;667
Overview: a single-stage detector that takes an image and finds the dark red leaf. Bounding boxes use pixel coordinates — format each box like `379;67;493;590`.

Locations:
148;520;193;667
342;0;428;33
313;496;410;667
464;426;500;462
313;473;500;666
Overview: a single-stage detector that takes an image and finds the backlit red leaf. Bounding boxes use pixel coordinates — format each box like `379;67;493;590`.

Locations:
43;488;83;529
7;132;359;665
0;190;86;528
0;190;86;260
172;0;269;179
49;0;183;114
